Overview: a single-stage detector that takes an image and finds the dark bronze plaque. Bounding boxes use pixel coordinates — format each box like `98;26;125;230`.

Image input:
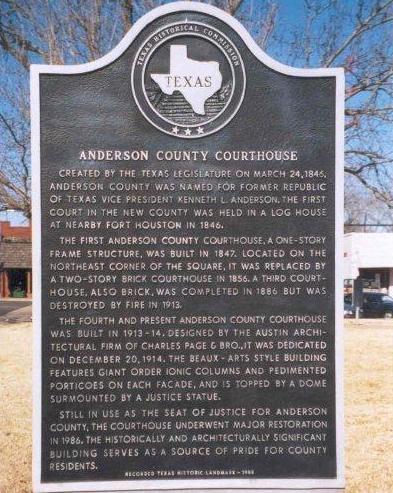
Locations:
32;3;344;492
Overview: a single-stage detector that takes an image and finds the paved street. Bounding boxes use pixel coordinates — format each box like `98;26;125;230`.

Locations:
0;300;32;321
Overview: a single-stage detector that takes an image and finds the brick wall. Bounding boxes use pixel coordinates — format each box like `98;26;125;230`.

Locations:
0;221;31;241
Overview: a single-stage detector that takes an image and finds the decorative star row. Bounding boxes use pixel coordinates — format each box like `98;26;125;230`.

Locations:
172;126;204;136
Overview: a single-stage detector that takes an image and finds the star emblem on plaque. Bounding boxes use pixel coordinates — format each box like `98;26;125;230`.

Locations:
131;21;246;138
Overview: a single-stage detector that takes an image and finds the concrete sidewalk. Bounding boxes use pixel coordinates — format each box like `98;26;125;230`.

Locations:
0;301;32;323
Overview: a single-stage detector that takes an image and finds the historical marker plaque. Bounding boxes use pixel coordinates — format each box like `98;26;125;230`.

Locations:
32;3;344;492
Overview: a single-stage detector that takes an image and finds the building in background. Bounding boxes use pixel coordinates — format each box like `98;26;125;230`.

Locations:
344;233;393;296
0;221;32;298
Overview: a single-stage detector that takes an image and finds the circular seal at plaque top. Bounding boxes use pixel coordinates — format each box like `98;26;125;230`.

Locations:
131;21;246;139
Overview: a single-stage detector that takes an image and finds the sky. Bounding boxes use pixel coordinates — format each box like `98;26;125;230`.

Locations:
0;211;28;226
133;1;310;57
1;0;392;226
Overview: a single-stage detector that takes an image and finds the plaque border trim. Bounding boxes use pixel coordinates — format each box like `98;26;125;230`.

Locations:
31;1;345;492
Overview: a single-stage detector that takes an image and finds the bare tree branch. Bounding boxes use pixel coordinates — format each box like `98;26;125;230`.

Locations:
324;0;393;67
0;0;392;223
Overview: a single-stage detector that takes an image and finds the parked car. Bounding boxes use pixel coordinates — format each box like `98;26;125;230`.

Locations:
362;292;393;319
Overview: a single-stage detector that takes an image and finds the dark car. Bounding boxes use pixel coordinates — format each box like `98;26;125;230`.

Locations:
362;292;393;319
